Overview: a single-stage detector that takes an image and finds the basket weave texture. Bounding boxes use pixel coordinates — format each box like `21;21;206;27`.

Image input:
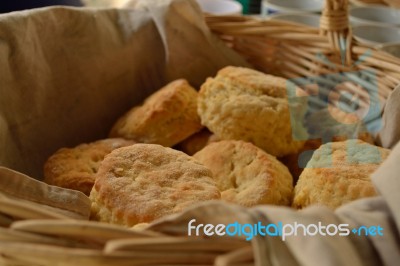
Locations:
207;0;400;116
350;0;387;5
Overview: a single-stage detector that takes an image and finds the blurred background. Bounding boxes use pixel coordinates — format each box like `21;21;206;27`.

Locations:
0;0;399;14
1;0;399;54
0;0;262;14
0;0;127;13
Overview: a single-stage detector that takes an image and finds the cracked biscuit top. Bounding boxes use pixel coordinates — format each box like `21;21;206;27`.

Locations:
197;66;305;157
293;140;390;209
194;140;293;207
90;143;220;226
44;138;136;195
109;79;203;147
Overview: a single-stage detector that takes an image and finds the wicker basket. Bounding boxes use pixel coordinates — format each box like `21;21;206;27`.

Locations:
349;0;388;6
351;0;400;6
207;1;400;127
1;0;400;265
382;0;400;7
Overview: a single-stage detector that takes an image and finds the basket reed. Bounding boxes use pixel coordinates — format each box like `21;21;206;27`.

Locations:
382;0;400;7
350;0;387;6
0;168;252;264
1;0;400;265
206;0;400;119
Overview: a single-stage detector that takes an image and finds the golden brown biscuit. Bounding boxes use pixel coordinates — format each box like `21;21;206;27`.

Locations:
292;140;390;210
175;128;220;155
90;144;220;226
193;140;293;207
109;79;203;147
44;138;136;195
197;66;304;157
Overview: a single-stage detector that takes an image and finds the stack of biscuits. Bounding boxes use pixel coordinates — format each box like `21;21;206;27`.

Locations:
44;67;390;227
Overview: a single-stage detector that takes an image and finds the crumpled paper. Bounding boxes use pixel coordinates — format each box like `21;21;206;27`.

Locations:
0;0;248;179
378;84;400;149
0;166;91;220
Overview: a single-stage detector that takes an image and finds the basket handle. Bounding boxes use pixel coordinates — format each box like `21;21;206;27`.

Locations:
320;0;352;65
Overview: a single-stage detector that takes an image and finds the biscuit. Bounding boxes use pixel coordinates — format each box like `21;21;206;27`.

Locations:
193;140;293;207
109;79;203;147
89;144;220;226
44;138;136;195
197;66;304;157
292;140;390;209
175;128;220;155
